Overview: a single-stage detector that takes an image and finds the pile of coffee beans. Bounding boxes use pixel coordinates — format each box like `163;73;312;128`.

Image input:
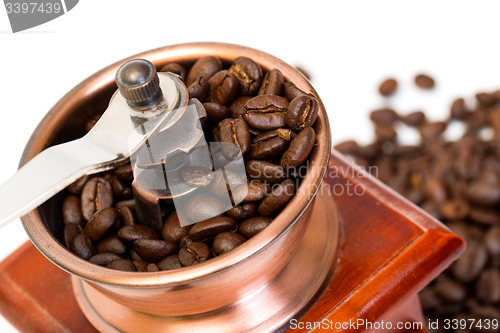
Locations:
61;55;319;272
335;75;500;331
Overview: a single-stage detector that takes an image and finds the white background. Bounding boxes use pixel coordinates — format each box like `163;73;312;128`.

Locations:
1;1;500;331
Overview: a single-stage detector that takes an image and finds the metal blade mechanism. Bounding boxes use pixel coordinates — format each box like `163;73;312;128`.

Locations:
0;59;183;227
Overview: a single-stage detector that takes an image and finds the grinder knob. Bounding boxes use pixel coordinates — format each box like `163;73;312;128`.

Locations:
115;59;162;110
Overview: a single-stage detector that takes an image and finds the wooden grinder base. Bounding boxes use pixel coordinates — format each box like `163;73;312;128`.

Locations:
0;151;465;332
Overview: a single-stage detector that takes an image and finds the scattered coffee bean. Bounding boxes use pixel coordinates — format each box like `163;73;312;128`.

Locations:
415;74;435;89
378;78;398;96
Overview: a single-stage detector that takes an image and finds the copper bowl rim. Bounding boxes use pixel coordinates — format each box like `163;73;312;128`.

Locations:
20;42;332;287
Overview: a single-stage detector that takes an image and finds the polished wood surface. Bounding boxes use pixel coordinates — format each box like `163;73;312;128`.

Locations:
0;151;465;332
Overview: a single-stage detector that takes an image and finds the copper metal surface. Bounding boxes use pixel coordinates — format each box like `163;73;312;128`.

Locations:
19;43;335;332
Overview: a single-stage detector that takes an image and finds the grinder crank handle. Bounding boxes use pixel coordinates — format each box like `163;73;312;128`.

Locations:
0;59;184;228
0;139;119;227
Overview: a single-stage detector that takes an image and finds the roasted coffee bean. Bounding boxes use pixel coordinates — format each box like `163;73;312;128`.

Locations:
258;179;296;216
130;249;144;261
159;63;186;81
229;56;263;96
147;263;160;272
178;242;212;266
207;70;239;106
158;255;182;271
415;74;435;89
63;223;82;249
285;95;319;132
212;232;247;256
450;98;469;119
211;170;247;198
115;199;135;210
133;239;178;262
485;226;500;257
258;68;284;96
420;287;441;312
162;211;191;243
378;78;398;96
402;111;426;127
186;56;223;87
81;177;113;221
67;175;89;195
106;259;137;272
229;96;252;118
374;125;397;142
334;140;360;155
246;160;286;184
248;128;291;160
452;240;488;282
133;260;149;272
226;203;258;222
439;199;470;220
96;235;127;256
243;95;289;130
369;108;398;125
114;164;134;184
70;234;96;260
232;181;271;203
118;225;158;242
112;176;133;199
203;102;231;122
283;81;308;101
188;216;237;242
420;121;447;141
117;206;137;226
466;181;500;207
476;269;500;304
434;278;467;304
181;166;214;187
281;127;316;171
238;216;272;238
476;92;497;107
183;194;227;223
469;208;500;226
424;177;447;203
219;118;251;159
62;195;84;226
84;207;120;243
188;76;210;102
89;253;122;266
